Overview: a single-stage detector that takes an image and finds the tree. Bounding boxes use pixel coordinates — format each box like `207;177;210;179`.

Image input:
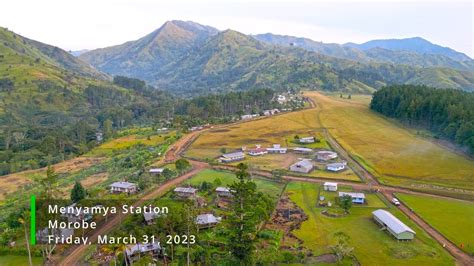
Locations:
70;181;86;202
175;158;191;173
19;214;33;266
228;163;258;264
103;119;113;140
339;195;353;214
330;231;354;261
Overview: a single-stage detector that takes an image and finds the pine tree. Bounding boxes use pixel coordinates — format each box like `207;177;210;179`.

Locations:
71;181;86;202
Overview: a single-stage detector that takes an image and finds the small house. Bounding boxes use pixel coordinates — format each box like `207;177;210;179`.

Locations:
326;162;346;172
37;228;74;244
289;160;314;173
316;151;338;161
126;242;161;263
293;147;313;154
143;211;162;225
216;187;233;197
61;203;92;223
174;187;197;198
372;209;416;240
267;144;287;154
277;95;286;104
323;182;338;192
248;145;268;156
109;181;138;194
299;137;315;144
196;214;221;229
149;168;164;175
219;151;245;163
339;192;365;204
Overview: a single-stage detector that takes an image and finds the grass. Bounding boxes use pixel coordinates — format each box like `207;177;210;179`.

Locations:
88;131;175;157
186;106;325;161
396;193;474;255
0;255;43;265
286;181;454;265
184;169;285;199
307;92;474;193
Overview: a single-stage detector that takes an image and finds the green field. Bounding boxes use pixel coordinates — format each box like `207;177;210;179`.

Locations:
307;92;474;194
0;255;43;266
184;168;284;199
286;181;454;265
396;193;474;255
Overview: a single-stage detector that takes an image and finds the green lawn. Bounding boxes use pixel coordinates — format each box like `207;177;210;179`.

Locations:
185;169;284;199
0;255;43;266
286;182;454;265
396;193;474;255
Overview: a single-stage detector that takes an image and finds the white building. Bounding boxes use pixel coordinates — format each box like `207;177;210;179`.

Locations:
196;214;221;229
219;151;245;163
248;145;268;156
149;168;164;175
339;192;365;204
266;144;287;154
326;162;346;172
216;187;233;197
316;151;338;161
299;137;315;143
323;182;338;191
293;147;313;154
109;182;138;194
289;159;314;173
126;242;161;262
372;209;416;240
174;187;198;198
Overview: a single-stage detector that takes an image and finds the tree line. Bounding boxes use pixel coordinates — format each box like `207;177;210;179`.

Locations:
0;76;278;175
370;85;474;154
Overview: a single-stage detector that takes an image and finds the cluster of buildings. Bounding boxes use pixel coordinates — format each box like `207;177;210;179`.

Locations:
218;144;288;163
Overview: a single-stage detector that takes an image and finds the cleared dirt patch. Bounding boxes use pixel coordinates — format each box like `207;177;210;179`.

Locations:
0;156;104;200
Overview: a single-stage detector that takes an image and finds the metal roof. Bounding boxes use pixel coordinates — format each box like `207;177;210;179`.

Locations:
291;159;313;169
149;168;164;173
174;187;197;193
323;182;338;186
293;147;313;152
216;187;231;193
339;192;366;199
222;151;245;158
109;181;137;189
196;214;220;225
372;209;416;234
126;242;161;256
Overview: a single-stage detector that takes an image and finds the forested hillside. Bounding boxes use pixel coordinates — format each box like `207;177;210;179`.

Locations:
81;21;474;95
371;85;474;154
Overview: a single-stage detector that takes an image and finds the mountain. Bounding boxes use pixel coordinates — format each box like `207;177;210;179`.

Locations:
344;37;471;62
70;49;89;57
155;30;474;94
0;27;108;80
0;27;175;174
254;34;474;71
79;20;218;81
79;21;474;94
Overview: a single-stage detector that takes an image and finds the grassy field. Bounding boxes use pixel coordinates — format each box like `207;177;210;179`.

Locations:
396;193;474;255
184;169;285;199
186;107;326;161
307;92;474;193
0;255;43;265
287;181;454;265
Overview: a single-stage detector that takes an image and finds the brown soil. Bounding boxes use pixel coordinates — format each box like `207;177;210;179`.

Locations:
265;193;308;249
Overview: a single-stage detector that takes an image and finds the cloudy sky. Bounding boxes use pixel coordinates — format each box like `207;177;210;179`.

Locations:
1;0;472;57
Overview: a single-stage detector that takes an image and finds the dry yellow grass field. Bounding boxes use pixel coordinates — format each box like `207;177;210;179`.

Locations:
0;157;104;200
307;91;474;191
186;108;325;160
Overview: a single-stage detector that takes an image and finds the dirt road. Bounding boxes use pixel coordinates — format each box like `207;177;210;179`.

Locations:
58;131;207;265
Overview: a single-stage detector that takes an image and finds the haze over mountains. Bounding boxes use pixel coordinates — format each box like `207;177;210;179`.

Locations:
77;20;474;94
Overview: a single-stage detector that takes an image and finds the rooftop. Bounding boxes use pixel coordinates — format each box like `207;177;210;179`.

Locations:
196;213;221;225
339;192;366;199
174;187;197;193
109;181;137;189
373;209;416;234
222;151;245;158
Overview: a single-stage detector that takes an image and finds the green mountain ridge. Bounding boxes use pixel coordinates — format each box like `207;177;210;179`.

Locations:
79;20;218;81
254;33;474;71
79;21;474;94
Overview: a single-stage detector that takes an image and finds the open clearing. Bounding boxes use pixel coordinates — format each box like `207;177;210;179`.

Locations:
307;92;474;192
287;181;454;265
0;255;42;266
396;193;474;255
0;156;104;200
